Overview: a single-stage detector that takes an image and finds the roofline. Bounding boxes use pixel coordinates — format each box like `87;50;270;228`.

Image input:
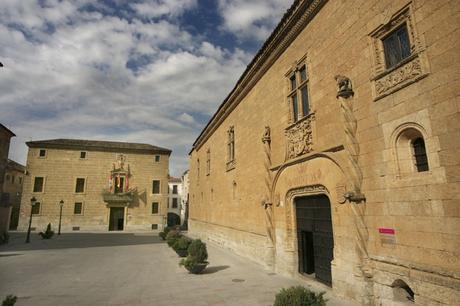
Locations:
0;124;15;137
190;0;327;152
26;140;172;156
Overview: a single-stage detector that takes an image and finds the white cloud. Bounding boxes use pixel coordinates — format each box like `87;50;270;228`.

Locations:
131;0;198;18
217;0;292;41
0;0;250;176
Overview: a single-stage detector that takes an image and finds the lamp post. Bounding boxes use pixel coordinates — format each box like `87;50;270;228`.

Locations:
26;197;36;243
58;200;64;235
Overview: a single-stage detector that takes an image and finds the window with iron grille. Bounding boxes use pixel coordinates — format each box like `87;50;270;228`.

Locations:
151;202;159;214
75;178;85;193
33;177;44;193
74;202;83;215
383;25;411;69
31;202;41;215
152;180;160;194
412;137;429;172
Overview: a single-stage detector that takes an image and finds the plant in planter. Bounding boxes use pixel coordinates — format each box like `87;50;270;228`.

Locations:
179;239;208;274
2;295;17;306
166;229;181;247
38;223;54;239
173;236;192;257
273;286;326;306
159;226;171;240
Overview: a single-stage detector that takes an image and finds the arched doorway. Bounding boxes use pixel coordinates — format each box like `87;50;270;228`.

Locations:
295;194;334;286
167;213;181;227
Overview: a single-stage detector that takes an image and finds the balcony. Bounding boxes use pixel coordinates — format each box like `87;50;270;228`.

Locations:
102;189;135;206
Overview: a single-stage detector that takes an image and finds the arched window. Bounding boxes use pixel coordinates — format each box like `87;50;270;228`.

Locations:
412;137;428;172
394;126;430;176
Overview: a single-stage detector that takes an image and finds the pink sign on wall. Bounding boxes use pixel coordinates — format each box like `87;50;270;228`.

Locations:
378;227;396;245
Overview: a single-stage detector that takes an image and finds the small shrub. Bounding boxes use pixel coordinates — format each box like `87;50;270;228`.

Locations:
166;230;181;247
38;223;54;239
179;256;197;269
159;226;172;240
2;295;17;306
273;286;326;306
173;236;192;251
187;239;208;263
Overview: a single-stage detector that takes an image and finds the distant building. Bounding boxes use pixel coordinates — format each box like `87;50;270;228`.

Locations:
4;159;26;230
0;124;15;239
188;1;460;305
180;170;189;228
167;176;182;227
18;139;171;232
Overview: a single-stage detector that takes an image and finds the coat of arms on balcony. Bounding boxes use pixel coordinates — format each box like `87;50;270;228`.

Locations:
102;154;136;205
285;113;315;160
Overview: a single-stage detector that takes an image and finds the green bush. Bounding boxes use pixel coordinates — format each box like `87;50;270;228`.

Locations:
166;230;181;247
173;236;192;251
2;294;17;306
179;256;197;269
273;286;326;306
38;223;54;239
187;239;208;263
159;226;172;240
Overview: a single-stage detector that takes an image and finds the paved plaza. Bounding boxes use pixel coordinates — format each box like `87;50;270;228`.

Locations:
0;232;355;306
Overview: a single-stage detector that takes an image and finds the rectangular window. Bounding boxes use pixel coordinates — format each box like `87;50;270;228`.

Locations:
75;178;85;193
291;94;298;122
80;151;87;159
290;75;297;90
172;198;178;208
33;177;44;193
152;180;160;194
288;63;311;123
383;25;411;69
301;86;309;116
155;155;160;162
74;202;83;215
172;185;178;194
151;202;159;214
31;202;41;215
39;149;46;157
151;224;158;230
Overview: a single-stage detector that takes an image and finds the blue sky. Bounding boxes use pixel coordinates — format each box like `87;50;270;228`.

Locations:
0;0;292;176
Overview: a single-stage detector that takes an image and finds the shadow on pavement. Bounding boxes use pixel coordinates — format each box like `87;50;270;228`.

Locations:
0;232;164;252
202;265;230;274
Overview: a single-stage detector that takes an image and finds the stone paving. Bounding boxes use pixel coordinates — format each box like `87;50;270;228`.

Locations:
0;232;356;306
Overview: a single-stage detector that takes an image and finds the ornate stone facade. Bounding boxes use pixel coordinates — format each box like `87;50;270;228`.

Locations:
188;1;460;305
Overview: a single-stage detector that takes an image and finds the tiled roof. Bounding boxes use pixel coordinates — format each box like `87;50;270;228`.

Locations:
26;139;171;155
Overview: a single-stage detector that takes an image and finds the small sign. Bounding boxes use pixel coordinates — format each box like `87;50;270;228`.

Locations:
379;227;396;245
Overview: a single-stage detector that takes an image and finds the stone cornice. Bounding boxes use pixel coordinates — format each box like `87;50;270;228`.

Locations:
191;0;327;152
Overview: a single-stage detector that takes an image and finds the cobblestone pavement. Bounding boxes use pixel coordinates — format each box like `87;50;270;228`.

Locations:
0;232;356;306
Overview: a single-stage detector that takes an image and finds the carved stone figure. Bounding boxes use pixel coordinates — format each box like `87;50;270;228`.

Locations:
335;75;354;99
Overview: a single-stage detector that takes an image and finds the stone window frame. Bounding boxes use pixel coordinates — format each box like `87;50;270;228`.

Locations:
151;201;159;215
32;176;46;193
154;155;160;163
31;201;41;215
38;149;47;158
79;151;87;159
369;3;429;101
285;54;312;125
152;179;161;195
391;122;432;178
226;126;236;171
74;177;87;194
73;202;84;215
206;148;211;176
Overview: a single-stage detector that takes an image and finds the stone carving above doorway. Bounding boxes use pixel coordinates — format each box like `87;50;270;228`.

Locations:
285;113;315;160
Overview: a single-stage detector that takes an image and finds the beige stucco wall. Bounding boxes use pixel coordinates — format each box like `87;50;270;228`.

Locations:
189;0;460;305
18;147;169;232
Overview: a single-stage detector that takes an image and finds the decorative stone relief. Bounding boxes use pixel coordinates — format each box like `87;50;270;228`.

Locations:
375;56;424;98
285;113;315;160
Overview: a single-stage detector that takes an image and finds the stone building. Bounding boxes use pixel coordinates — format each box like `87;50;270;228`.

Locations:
18;139;171;232
0;124;15;239
188;0;459;305
167;176;182;226
4;159;26;230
